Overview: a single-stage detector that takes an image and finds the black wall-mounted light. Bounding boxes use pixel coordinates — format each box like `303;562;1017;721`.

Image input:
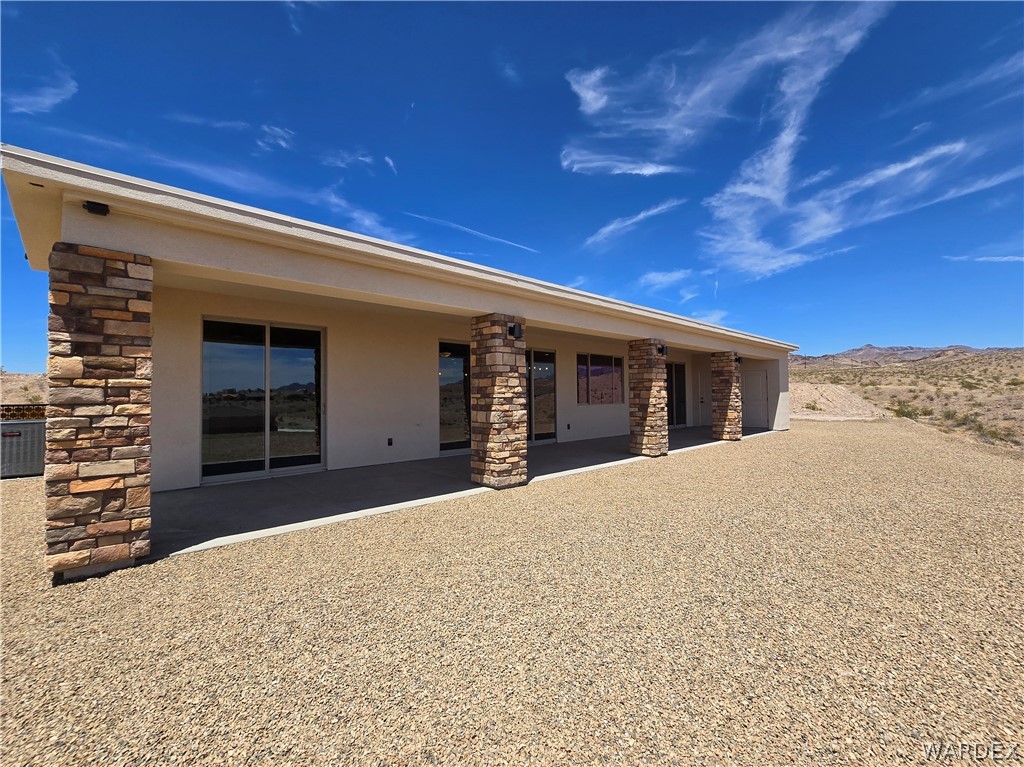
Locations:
508;323;523;339
736;356;744;364
83;201;110;216
657;345;667;356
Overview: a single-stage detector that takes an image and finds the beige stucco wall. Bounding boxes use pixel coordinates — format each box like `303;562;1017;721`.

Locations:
739;357;790;431
152;287;653;491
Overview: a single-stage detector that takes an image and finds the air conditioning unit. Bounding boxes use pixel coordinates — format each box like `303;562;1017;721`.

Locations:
1;419;45;478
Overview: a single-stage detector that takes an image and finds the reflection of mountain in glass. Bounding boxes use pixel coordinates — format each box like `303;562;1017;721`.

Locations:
271;382;319;433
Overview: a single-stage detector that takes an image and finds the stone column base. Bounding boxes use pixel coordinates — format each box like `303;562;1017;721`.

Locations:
45;242;153;579
628;339;668;456
711;351;742;440
470;313;528;488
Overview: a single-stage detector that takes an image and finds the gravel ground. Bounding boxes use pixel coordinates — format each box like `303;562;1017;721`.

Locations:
3;419;1022;766
789;382;889;421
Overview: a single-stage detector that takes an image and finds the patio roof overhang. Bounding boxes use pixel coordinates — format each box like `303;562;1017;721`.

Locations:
2;144;797;357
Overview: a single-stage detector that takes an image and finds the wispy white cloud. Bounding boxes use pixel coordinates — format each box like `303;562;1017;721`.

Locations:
560;148;688;176
584;198;686;247
566;67;610;114
795;167;836;190
943;238;1024;263
283;1;319;34
890;121;933;148
946;255;1023;263
637;269;692;290
562;5;890;176
322;149;374;168
165;113;250;131
691;4;1018;278
690;309;728;325
256;125;295;152
316;187;406;241
678;288;699;303
495;49;522;85
705;130;1022;278
567;276;587;288
41;127;406;242
885;51;1024;116
404;212;539;253
3;52;78;114
384;156;398;175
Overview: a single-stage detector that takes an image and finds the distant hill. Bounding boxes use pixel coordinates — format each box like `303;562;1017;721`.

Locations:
276;381;315;392
791;344;1019;369
1;371;47;405
790;345;1024;447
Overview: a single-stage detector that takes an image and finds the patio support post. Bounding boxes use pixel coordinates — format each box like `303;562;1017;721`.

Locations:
469;313;528;488
628;339;668;456
43;242;153;579
711;351;742;440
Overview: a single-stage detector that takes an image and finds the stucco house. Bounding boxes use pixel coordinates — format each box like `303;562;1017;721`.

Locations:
1;145;796;580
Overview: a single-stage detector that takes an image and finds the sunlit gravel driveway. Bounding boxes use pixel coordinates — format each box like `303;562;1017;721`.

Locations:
3;419;1022;766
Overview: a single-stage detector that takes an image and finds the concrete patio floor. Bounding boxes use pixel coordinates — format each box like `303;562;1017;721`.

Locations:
150;426;770;557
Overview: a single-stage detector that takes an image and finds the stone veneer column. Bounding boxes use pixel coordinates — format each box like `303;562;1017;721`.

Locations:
628;339;668;457
44;243;153;578
710;351;742;441
469;313;528;488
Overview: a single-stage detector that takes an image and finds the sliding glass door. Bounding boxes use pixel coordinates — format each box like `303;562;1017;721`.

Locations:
269;327;322;469
202;320;322;478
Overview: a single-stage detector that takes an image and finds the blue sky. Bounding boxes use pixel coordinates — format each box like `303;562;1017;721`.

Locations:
2;2;1022;371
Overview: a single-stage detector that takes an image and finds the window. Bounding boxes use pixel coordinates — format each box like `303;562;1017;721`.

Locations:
202;319;322;478
576;353;624;405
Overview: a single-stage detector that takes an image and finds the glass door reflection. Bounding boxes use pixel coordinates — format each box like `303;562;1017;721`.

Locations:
667;363;687;427
528;350;556;441
439;342;470;450
202;320;323;479
202;321;267;477
269;327;322;469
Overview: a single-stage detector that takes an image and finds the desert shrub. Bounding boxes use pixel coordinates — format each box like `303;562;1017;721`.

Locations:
890;399;922;419
967;420;1022;445
804;401;823;411
1006;378;1024;387
941;409;958;420
918;406;934;416
961;379;981;390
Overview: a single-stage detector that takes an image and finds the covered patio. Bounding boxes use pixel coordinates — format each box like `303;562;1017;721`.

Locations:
150;427;770;558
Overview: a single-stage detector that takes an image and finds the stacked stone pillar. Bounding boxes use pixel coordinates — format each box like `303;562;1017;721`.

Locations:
710;351;742;440
628;339;668;457
44;243;152;578
469;314;528;488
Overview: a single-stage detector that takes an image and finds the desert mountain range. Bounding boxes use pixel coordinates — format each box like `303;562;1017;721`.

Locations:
791;344;1019;369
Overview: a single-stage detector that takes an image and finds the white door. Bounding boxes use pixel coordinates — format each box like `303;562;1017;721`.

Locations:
742;370;769;428
697;371;712;426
